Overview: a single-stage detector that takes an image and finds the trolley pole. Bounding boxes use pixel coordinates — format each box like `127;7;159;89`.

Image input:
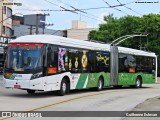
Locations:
111;34;148;46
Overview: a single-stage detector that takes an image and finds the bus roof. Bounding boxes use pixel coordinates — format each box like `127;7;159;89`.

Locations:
118;46;156;57
11;35;156;57
11;35;110;51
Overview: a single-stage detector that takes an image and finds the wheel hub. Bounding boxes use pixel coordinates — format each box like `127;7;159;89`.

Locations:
136;80;140;87
62;82;66;93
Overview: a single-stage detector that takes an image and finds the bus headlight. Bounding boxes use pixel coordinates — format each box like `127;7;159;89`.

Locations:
30;72;42;80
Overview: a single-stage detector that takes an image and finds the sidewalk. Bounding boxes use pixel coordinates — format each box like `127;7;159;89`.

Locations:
123;96;160;120
157;77;160;84
123;77;160;120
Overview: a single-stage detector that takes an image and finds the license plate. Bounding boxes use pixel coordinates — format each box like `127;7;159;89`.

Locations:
14;85;21;88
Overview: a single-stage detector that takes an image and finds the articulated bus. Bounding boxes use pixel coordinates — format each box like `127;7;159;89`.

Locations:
3;35;157;95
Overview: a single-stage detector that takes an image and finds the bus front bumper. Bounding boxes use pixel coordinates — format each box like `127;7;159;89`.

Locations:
3;77;30;89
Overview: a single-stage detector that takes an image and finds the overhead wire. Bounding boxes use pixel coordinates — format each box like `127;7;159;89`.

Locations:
10;8;63;11
44;0;104;22
9;0;146;23
117;0;142;15
44;0;79;14
40;1;55;28
102;0;130;15
9;0;143;12
56;0;104;22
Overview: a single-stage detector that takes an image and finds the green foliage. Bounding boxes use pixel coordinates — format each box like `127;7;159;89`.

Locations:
89;14;160;76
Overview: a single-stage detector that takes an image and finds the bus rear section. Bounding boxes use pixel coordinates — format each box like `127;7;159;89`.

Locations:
110;46;157;88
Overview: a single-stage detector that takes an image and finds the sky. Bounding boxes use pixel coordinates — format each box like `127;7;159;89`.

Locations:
11;0;160;30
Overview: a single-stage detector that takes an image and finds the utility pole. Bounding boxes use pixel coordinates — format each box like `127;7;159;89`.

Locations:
42;24;45;34
29;25;33;35
35;13;50;35
42;27;44;34
42;23;54;34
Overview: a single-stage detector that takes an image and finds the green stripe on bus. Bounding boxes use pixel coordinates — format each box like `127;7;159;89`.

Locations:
76;74;88;89
87;73;98;88
118;73;155;85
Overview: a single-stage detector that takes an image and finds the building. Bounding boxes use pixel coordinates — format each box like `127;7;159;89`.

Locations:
0;0;13;37
0;46;4;74
13;24;66;38
66;20;97;40
12;15;66;38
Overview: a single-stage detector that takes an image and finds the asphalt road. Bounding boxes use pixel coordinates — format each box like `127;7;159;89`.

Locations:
0;75;160;120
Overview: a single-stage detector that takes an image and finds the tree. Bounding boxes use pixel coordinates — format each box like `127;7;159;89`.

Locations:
89;14;160;76
104;13;114;22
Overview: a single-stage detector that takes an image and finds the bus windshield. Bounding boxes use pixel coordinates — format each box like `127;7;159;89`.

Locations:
5;43;43;72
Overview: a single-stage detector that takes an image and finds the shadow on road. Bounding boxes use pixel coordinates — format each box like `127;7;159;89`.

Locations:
2;86;152;98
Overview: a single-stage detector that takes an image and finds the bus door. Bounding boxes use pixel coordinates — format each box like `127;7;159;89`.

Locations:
110;46;118;85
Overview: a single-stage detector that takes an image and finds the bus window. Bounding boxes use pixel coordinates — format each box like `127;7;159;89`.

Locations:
119;54;136;73
68;49;79;73
58;47;68;72
78;50;89;73
136;56;154;74
143;57;154;74
136;56;143;72
152;58;156;71
47;46;58;74
88;51;96;73
96;51;110;72
5;44;43;71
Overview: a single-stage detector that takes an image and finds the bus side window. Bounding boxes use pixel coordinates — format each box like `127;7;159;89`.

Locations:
47;46;58;74
68;49;79;73
88;51;96;73
47;47;52;67
144;57;153;73
96;51;110;72
152;58;156;71
58;47;68;72
136;56;142;72
78;50;89;73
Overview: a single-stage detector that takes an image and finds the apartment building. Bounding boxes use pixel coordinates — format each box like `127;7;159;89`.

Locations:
0;0;13;37
67;20;97;40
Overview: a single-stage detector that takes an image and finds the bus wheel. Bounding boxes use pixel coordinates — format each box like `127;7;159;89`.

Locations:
57;79;67;96
135;77;142;88
27;90;35;94
96;77;103;91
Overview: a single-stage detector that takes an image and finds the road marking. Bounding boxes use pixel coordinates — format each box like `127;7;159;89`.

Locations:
27;88;146;112
0;88;153;120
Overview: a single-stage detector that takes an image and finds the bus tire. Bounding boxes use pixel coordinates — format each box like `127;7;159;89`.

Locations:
27;90;35;94
135;77;142;88
96;77;103;91
57;79;67;96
